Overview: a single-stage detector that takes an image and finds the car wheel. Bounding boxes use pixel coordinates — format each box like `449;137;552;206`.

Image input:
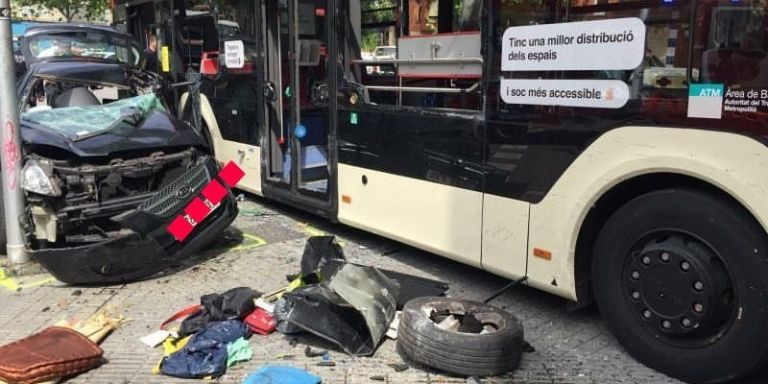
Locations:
397;296;523;377
593;188;768;384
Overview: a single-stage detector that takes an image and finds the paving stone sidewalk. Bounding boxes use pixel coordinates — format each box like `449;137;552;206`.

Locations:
0;197;681;384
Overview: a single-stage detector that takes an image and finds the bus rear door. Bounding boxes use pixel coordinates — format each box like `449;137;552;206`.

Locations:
261;0;337;214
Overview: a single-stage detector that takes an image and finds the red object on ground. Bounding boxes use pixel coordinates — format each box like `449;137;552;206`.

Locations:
245;308;277;336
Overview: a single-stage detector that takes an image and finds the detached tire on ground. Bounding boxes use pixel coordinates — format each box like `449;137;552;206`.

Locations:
593;188;768;384
397;296;523;377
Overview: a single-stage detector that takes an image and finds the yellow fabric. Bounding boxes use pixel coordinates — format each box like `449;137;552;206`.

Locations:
284;277;306;294
152;335;191;374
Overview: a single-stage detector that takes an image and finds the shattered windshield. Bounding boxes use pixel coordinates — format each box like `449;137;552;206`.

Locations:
25;30;143;66
22;94;165;141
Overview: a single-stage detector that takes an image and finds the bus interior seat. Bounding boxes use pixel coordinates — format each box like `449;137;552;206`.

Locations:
52;87;101;108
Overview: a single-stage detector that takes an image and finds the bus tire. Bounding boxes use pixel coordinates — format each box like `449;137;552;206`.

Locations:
592;188;768;384
396;296;523;377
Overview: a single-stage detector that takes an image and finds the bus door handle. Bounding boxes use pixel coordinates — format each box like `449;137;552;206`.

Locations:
264;82;277;102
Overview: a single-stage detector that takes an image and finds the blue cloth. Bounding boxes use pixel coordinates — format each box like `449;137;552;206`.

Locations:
161;320;249;378
243;365;322;384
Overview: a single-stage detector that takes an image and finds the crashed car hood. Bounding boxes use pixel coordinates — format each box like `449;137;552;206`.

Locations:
21;105;207;157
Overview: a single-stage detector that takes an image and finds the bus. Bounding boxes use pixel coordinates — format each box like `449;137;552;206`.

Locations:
113;0;768;382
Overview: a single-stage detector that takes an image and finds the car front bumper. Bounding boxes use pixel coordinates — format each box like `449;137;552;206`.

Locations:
29;156;238;285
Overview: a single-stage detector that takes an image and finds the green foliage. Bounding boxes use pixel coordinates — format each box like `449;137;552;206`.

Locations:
12;0;109;22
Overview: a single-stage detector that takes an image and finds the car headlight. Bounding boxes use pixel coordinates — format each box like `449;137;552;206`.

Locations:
22;159;61;196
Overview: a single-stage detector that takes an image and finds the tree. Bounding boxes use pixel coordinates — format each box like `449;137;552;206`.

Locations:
12;0;109;23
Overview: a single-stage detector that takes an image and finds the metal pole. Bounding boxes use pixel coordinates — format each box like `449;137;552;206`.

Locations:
0;0;28;263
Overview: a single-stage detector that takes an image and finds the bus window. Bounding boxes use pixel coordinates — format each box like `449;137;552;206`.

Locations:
694;1;768;92
350;0;484;111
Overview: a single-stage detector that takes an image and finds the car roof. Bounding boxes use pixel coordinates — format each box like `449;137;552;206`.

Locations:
23;23;129;39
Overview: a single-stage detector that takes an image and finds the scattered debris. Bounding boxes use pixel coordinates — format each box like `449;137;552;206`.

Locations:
243;365;321;384
523;341;536;353
388;363;409;372
140;330;171;348
467;376;483;384
160;287;258;337
275;237;400;356
245;308;277;336
386;312;401;340
304;346;328;358
370;375;386;381
41;306;50;312
160;320;249;378
71;289;83;296
0;327;104;383
316;361;336;367
0;309;121;383
226;337;253;367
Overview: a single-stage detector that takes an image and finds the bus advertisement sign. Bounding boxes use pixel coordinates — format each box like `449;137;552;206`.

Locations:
500;79;630;109
501;18;646;71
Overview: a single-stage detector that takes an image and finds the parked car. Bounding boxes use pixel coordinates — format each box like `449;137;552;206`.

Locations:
9;24;238;284
371;45;396;75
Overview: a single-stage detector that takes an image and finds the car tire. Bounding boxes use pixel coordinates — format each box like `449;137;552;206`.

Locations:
396;296;523;377
593;188;768;384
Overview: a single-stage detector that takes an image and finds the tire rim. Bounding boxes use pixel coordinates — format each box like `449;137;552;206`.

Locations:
422;302;502;335
621;231;737;348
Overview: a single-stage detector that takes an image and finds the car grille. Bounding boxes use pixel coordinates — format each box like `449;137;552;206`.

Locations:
138;158;213;218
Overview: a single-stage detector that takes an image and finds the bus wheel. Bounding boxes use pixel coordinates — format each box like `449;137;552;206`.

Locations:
592;188;768;383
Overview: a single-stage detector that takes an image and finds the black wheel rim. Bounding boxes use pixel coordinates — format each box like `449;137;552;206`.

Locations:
621;230;737;348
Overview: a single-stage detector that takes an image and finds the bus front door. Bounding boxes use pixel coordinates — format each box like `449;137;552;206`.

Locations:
262;0;335;212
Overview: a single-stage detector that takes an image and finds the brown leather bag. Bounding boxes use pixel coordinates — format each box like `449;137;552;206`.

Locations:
0;326;104;384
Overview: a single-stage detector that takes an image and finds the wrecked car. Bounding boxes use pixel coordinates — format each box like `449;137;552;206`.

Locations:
6;24;238;284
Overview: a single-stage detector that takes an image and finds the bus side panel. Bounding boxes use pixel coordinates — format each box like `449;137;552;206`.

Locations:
196;93;263;195
337;164;483;268
217;141;263;196
525;126;768;301
481;195;529;280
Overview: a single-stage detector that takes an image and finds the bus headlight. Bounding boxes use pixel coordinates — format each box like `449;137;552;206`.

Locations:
22;160;61;196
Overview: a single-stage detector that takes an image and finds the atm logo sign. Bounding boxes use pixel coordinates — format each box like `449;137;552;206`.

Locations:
696;87;722;97
167;161;245;242
687;83;724;120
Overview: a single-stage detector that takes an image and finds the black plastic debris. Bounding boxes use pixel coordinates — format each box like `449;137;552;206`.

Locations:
179;287;259;337
300;236;345;276
274;236;450;356
294;235;449;308
377;269;449;309
275;263;400;356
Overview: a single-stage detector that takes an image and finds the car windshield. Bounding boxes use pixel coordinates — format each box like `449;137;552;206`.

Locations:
22;94;164;141
25;30;143;66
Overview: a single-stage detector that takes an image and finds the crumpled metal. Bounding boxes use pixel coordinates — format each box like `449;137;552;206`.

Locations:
275;262;399;356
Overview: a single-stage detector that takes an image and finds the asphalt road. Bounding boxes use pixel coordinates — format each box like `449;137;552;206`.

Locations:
0;196;683;383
